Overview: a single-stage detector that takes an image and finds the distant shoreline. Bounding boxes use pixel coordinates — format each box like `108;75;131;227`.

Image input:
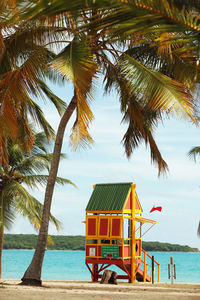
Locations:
3;234;199;252
3;248;200;253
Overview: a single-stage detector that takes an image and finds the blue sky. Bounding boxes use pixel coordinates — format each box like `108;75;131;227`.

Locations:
10;80;200;249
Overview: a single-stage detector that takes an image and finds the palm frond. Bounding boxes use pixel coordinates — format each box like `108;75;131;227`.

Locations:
0;128;72;235
0;189;16;230
31;131;50;154
13;155;52;175
188;146;200;162
26;98;55;140
50;35;98;149
123;43;196;90
15;116;35;154
1;179;61;232
22;175;75;189
38;79;67;116
119;53;196;122
197;221;200;237
0;30;67;156
122;99;168;175
7;140;24;167
15;190;61;231
86;0;200;38
103;52;168;175
10;181;35;208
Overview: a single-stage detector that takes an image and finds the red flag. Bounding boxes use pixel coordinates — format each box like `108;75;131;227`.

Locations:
150;206;162;213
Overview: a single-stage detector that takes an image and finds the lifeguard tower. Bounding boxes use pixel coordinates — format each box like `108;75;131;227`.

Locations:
85;182;160;283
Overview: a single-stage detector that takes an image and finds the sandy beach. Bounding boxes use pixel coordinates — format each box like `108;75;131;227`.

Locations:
0;279;200;300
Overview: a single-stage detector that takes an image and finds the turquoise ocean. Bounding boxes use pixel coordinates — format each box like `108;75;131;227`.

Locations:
2;250;200;283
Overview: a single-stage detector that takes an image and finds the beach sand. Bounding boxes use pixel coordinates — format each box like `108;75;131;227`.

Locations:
0;279;200;300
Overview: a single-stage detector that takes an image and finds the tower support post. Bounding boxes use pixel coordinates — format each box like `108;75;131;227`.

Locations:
131;184;136;283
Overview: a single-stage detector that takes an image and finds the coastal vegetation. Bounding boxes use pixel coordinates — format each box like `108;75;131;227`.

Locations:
3;234;198;252
1;0;200;285
0;130;74;278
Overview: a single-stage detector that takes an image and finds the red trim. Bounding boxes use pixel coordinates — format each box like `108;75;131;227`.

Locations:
121;261;131;280
86;258;141;264
85;263;93;276
98;264;111;273
85;257;143;283
86;258;131;264
86;245;97;257
86;261;131;280
142;248;159;265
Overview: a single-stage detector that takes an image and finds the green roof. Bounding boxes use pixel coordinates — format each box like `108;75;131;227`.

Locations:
86;182;132;211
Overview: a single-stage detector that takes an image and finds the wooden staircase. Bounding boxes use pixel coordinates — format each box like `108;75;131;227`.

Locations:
136;268;151;282
136;249;160;282
114;249;160;283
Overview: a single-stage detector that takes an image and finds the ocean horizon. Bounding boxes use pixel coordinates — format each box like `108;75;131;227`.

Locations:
2;250;200;283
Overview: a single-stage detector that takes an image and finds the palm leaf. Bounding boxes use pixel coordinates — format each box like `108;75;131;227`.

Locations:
14;190;61;231
0;129;73;236
197;221;200;237
13;155;53;175
22;175;75;189
123;42;196;90
0;189;16;230
0;23;68;160
26;98;55;140
38;79;67;116
188;146;200;162
50;35;98;149
122;98;168;175
119;53;196;122
6;140;24;167
102;51;168;174
86;0;200;37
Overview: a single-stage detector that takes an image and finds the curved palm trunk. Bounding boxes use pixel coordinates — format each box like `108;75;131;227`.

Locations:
21;95;77;286
0;225;4;279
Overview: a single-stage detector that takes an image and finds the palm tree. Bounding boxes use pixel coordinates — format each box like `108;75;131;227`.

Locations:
21;34;98;286
0;0;78;285
0;130;74;278
0;0;68;164
6;0;200;284
18;0;200;169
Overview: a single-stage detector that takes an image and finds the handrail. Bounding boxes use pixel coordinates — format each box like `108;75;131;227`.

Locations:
142;249;159;265
141;249;160;283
